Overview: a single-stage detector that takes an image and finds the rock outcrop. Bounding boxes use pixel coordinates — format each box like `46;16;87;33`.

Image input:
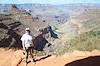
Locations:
0;14;24;48
0;5;58;53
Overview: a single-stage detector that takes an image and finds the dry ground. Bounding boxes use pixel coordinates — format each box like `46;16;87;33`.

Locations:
0;48;100;66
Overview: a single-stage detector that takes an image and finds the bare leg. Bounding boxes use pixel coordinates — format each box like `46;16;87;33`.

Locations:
25;49;29;66
30;48;36;63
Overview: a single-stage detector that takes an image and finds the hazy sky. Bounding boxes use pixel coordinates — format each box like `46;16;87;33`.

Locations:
0;0;100;4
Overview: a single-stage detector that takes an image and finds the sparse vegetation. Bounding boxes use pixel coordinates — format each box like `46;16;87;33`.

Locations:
54;30;100;55
68;31;100;51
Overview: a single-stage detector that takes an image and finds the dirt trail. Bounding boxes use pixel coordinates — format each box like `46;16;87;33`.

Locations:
0;48;100;66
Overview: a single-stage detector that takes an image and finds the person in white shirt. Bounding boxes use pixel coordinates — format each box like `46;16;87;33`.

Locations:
21;28;35;65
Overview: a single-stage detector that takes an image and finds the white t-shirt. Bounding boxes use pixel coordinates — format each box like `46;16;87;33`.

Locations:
21;33;33;48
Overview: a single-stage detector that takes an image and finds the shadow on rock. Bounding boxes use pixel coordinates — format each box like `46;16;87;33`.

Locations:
0;21;22;48
35;54;51;61
34;33;48;51
48;26;58;38
64;56;100;66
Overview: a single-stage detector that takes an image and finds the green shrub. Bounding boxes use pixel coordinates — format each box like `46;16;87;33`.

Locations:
53;31;100;55
67;31;100;51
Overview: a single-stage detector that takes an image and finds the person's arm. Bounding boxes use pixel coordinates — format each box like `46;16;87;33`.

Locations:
21;35;26;50
22;40;26;50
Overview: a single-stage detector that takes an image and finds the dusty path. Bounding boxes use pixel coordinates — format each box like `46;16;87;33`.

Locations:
0;48;100;66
